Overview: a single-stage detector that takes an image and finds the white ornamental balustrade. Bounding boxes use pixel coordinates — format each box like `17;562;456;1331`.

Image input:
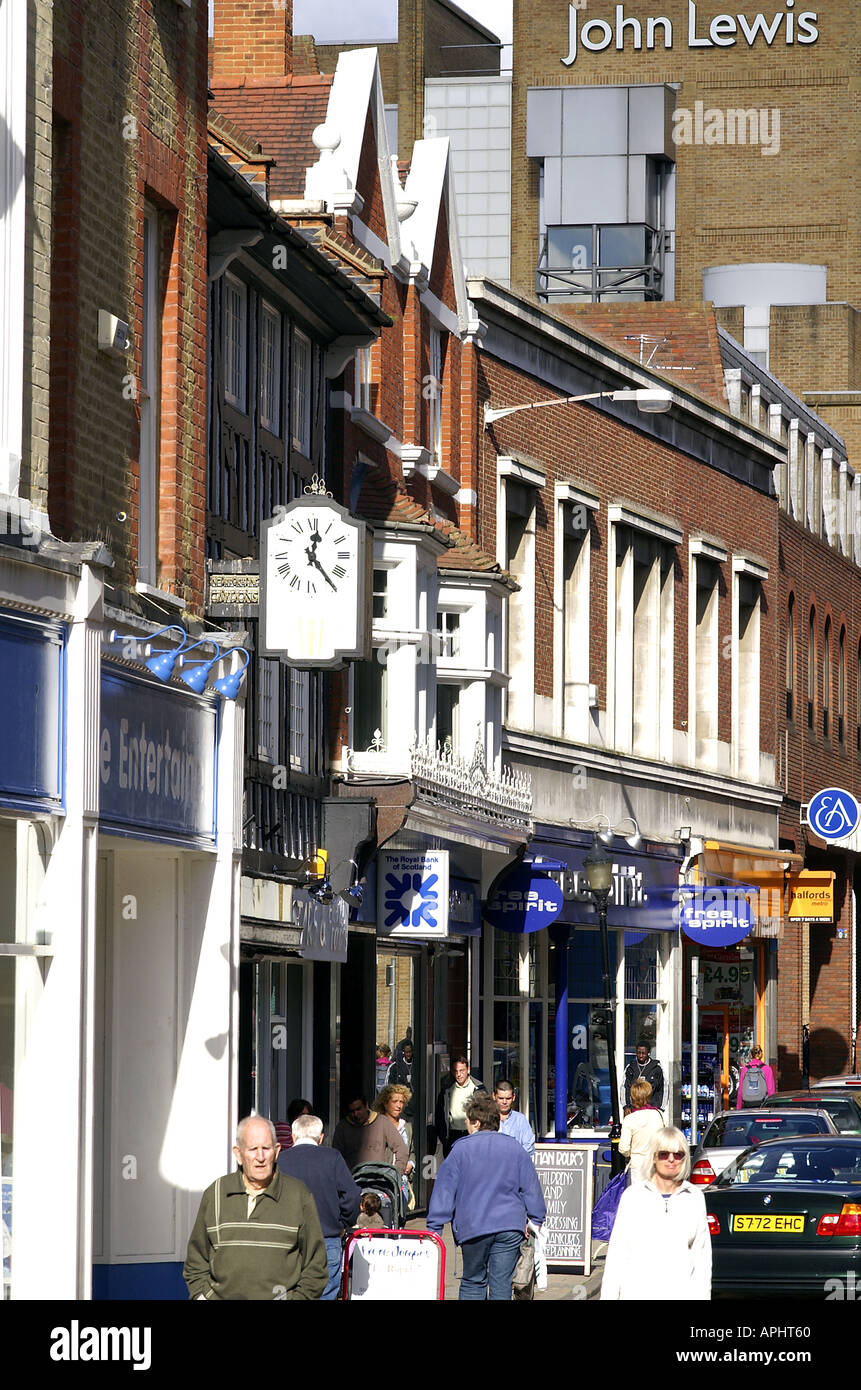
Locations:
408;734;532;828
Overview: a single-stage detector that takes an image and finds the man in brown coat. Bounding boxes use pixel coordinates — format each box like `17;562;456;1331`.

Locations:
331;1093;408;1173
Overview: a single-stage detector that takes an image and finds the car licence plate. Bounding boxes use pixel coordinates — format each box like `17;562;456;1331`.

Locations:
732;1214;805;1233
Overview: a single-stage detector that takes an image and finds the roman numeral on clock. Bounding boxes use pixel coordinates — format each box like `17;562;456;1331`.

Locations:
337;550;350;559
333;564;346;579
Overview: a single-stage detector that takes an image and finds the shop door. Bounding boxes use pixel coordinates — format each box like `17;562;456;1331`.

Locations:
698;944;758;1108
375;945;426;1205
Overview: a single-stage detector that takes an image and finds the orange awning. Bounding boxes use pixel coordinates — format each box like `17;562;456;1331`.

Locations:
698;840;805;938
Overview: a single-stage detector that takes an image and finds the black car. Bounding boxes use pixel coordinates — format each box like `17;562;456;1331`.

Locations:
761;1089;861;1135
706;1135;861;1297
690;1108;837;1186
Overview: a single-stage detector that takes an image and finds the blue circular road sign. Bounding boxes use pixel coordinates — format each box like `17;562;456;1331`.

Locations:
808;787;861;842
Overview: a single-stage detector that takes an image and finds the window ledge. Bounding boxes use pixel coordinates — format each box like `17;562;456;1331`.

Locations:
350;406;392;444
608;502;682;546
135;581;187;610
401;446;459;495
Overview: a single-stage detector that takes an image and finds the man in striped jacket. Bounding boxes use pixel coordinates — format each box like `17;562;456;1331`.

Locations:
183;1115;328;1301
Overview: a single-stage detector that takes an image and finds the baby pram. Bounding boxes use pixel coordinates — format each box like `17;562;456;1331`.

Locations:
351;1162;407;1229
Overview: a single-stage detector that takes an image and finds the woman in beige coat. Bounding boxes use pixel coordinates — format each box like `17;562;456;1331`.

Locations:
618;1078;665;1183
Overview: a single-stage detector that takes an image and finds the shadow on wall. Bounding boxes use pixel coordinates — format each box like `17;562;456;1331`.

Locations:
808;1027;850;1080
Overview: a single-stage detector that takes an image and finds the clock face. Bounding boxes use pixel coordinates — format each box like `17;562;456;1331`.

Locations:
272;509;354;599
260;497;371;667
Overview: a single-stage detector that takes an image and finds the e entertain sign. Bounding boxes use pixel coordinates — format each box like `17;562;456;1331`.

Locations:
562;2;819;65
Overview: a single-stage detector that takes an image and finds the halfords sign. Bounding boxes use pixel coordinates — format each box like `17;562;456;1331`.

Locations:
562;2;819;65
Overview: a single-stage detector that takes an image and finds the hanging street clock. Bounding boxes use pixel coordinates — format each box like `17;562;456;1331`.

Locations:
259;482;373;668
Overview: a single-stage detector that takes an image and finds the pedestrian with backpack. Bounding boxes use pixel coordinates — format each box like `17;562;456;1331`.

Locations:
736;1045;775;1108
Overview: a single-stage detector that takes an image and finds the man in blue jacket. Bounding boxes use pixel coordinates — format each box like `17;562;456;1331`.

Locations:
427;1093;546;1300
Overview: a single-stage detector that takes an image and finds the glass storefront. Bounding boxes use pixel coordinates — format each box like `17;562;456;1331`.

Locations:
482;835;682;1136
683;937;761;1109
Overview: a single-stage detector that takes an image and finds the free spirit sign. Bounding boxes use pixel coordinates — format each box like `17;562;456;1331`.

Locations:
562;2;819;65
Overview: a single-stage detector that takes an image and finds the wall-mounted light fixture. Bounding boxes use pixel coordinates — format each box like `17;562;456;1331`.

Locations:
575;813;642;850
484;386;673;428
104;624;250;700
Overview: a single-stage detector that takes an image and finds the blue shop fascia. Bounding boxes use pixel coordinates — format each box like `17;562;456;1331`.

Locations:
480;824;683;1138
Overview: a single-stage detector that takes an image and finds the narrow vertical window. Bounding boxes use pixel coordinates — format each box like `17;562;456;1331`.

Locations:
428;327;443;464
290;667;310;772
139;204;160;584
823;617;831;739
291;329;311;456
355;346;373;413
807;608;816;731
223;274;247;411
785;595;795;722
736;575;761;780
695;559;720;766
259;303;281;435
838;626;846;745
257;657;279;763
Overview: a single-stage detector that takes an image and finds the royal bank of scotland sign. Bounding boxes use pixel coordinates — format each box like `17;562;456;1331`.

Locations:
377;850;450;940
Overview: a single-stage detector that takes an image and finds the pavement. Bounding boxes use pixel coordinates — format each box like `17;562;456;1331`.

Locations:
406;1215;607;1301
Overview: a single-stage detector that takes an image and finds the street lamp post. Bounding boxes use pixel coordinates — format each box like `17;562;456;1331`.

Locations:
584;835;625;1176
484;387;673;427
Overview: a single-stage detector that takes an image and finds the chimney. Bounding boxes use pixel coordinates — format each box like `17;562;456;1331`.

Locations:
211;0;293;85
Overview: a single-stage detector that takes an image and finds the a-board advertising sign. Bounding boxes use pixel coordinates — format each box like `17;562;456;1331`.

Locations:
533;1143;594;1273
343;1231;445;1300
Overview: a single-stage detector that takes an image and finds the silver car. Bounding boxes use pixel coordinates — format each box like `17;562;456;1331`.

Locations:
689;1108;838;1185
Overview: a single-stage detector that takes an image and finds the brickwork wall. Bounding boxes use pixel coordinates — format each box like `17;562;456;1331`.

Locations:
777;511;861;1081
477;347;779;755
211;0;293;83
49;0;209;607
509;0;859;400
355;110;389;248
423;0;500;78
21;0;54;513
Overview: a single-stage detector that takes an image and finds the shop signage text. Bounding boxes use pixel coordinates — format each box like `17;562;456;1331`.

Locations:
377;849;450;939
293;889;349;963
560;863;644;906
99;669;217;842
679;886;754;946
484;866;564;934
563;3;819;66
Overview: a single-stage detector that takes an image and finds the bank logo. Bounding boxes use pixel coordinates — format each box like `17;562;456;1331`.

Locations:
383;871;440;929
806;788;861;842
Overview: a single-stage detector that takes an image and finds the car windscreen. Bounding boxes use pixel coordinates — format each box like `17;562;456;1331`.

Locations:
716;1141;861;1187
721;1115;828;1147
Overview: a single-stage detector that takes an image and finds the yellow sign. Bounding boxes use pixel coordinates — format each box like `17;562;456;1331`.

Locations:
786;871;834;924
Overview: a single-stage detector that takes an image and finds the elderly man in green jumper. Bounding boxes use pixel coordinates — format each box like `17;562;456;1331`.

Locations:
184;1115;328;1300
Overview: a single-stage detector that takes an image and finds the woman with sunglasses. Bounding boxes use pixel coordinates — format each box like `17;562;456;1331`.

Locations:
600;1127;711;1300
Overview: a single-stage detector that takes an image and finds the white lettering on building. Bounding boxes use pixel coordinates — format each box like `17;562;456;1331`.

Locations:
562;2;819;66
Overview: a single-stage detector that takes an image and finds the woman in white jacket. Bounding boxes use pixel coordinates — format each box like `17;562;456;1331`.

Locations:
618;1078;665;1183
600;1126;711;1301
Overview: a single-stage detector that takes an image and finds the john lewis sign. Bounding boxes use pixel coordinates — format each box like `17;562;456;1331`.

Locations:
562;2;819;65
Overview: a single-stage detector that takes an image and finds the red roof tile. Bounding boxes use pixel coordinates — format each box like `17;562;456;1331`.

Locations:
209;76;334;200
357;474;510;580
